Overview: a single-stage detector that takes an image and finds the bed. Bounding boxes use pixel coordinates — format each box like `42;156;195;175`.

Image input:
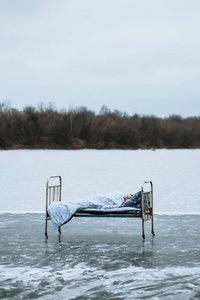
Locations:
45;176;155;239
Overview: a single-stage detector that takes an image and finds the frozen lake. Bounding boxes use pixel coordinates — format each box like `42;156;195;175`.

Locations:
1;149;200;214
0;149;200;299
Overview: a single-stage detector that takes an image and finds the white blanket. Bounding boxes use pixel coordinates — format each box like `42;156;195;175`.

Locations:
47;192;137;229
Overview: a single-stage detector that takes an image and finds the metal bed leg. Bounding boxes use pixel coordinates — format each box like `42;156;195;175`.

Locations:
58;226;61;235
142;218;145;239
151;214;155;236
45;216;48;238
142;187;145;240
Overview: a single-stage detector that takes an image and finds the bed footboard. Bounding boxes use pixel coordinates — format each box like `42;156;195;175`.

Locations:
45;176;62;238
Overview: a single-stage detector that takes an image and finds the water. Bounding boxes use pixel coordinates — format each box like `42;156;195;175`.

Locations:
0;149;200;299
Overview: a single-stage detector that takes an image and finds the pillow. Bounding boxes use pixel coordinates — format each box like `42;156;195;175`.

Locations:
120;191;142;207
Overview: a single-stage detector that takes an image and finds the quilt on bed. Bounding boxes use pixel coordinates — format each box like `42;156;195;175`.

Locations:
47;192;142;229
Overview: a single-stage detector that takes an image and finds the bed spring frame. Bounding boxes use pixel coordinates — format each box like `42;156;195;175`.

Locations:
45;176;155;239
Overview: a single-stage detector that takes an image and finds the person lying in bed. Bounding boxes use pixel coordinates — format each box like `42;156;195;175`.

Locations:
120;191;142;209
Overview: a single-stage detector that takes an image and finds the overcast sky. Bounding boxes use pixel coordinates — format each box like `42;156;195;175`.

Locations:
0;0;200;117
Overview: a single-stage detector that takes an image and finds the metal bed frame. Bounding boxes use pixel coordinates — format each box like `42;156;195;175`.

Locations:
45;176;155;239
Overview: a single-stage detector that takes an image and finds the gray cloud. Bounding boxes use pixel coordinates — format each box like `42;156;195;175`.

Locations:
0;0;200;117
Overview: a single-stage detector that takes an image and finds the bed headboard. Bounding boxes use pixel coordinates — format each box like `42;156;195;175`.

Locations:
141;181;153;222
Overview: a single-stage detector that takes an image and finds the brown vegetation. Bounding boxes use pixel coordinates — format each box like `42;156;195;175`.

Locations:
0;102;200;150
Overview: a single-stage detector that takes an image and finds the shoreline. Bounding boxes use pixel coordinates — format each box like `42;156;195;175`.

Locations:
1;144;200;151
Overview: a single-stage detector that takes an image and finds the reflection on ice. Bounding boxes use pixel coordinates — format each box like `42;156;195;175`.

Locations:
0;214;200;299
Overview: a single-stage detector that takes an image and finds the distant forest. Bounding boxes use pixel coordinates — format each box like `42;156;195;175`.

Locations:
1;102;200;149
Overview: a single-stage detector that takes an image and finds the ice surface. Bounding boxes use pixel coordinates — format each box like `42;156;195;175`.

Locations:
1;150;200;299
0;214;200;299
0;149;200;214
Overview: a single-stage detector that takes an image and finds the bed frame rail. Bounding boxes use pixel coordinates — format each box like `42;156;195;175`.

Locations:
45;176;62;238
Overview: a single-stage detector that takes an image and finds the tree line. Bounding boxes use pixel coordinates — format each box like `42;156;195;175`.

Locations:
0;102;200;149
